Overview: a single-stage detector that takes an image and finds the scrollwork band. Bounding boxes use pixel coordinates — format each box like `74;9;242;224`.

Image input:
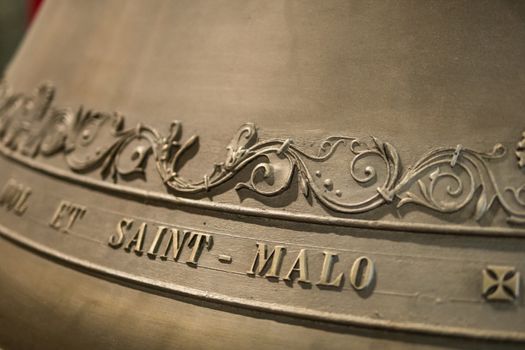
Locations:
0;81;523;226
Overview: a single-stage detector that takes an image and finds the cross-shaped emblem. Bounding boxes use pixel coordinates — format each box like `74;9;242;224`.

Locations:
482;265;520;302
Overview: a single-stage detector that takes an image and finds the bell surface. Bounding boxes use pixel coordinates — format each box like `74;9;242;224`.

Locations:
0;0;524;349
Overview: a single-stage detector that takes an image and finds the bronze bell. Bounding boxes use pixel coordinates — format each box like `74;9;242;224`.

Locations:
0;1;524;349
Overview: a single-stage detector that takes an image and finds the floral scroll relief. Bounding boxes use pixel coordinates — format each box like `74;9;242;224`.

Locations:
517;131;525;169
0;81;524;225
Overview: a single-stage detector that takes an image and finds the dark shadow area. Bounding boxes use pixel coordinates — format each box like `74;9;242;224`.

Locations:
0;1;27;73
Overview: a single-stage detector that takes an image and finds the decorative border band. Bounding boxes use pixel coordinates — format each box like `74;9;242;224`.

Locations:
1;225;525;342
0;81;524;233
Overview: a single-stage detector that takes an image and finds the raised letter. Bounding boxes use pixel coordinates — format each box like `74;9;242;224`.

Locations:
283;249;310;284
161;229;189;261
49;200;87;233
0;180;15;206
108;218;133;248
147;226;168;257
317;251;343;288
49;201;70;230
65;205;86;231
0;179;32;215
349;256;375;290
186;232;213;266
125;222;147;254
247;243;286;279
13;186;31;215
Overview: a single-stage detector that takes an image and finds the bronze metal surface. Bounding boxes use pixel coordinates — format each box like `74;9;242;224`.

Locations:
0;0;524;348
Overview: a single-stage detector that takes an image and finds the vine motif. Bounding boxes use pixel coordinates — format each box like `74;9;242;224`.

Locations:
0;82;524;226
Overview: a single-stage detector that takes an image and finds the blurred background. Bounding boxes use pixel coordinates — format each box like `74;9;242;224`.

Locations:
0;0;43;73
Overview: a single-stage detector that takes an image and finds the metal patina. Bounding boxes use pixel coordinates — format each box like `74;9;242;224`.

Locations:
0;1;524;349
